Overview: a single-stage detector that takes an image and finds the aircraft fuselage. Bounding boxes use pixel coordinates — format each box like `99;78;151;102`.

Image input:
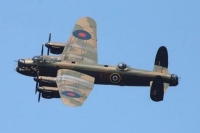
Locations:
16;60;178;87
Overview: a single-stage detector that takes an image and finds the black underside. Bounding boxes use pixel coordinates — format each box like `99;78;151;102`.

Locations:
50;47;63;55
19;65;154;86
42;91;60;99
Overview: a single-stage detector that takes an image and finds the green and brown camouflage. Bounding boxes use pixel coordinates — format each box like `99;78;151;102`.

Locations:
17;59;177;85
16;17;179;106
61;17;97;64
56;69;94;106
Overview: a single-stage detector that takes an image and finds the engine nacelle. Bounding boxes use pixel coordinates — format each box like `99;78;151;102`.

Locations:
150;75;164;102
50;48;63;54
45;42;66;54
34;76;57;87
42;92;54;99
38;86;60;99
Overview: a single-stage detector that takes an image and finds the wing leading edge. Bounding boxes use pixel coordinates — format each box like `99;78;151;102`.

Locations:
56;69;95;107
61;17;97;64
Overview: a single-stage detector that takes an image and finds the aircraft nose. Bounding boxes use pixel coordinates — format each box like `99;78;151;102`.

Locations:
18;59;25;68
15;65;20;73
15;64;20;70
18;59;25;64
16;66;19;72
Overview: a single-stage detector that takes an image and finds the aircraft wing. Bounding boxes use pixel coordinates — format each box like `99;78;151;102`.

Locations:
61;17;97;64
56;69;95;107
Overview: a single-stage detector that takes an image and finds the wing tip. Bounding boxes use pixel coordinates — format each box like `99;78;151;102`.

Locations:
77;16;96;26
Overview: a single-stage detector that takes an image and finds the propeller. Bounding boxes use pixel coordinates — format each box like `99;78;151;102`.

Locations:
35;71;42;102
48;32;51;42
38;92;41;102
47;46;50;55
35;71;40;94
35;81;38;94
46;33;51;55
41;44;44;56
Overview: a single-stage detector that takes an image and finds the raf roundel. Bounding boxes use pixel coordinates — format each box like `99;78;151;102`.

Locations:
61;91;81;98
72;30;91;40
110;73;121;83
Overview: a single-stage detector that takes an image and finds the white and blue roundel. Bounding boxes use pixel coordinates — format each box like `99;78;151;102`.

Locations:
110;73;121;83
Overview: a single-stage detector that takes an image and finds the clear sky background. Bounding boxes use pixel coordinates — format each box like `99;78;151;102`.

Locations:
1;0;200;133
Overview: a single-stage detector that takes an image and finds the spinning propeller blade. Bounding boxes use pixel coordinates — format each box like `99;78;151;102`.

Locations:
38;92;41;102
48;33;51;42
47;33;51;55
35;71;42;102
35;71;39;94
41;44;44;56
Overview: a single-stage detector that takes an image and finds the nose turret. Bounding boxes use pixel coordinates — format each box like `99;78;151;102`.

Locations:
18;59;25;64
18;59;25;67
15;58;37;77
16;59;25;73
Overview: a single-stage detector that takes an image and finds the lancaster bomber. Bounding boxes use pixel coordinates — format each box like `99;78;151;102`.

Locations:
16;17;179;107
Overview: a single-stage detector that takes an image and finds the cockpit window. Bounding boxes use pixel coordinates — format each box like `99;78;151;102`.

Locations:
117;62;127;70
32;56;40;60
32;55;61;64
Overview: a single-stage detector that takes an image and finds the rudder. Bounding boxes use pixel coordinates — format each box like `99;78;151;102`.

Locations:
150;75;164;102
153;46;168;74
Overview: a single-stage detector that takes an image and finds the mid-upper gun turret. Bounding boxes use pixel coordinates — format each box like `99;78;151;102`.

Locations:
116;62;128;71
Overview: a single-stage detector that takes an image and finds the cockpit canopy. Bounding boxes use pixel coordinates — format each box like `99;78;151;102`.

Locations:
32;56;44;63
117;62;128;70
32;56;61;64
32;56;41;61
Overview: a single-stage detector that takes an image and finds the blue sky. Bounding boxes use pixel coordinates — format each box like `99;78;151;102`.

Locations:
1;0;200;133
